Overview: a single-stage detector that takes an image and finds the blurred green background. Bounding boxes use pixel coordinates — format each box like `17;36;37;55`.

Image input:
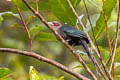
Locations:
0;0;119;80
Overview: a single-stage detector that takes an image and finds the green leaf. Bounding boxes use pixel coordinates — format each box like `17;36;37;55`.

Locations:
58;76;64;80
11;0;23;6
73;64;95;70
29;25;57;41
0;16;3;23
0;68;11;79
116;75;120;78
29;66;63;80
103;0;116;15
34;32;57;41
114;46;120;61
11;23;23;28
86;13;100;32
39;74;64;80
93;0;117;40
29;66;42;80
30;1;50;11
12;1;50;11
98;46;109;53
115;46;120;54
49;0;78;26
26;15;36;25
70;0;81;8
98;46;109;62
29;25;43;36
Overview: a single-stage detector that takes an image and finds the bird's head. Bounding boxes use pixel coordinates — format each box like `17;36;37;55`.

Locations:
48;21;62;30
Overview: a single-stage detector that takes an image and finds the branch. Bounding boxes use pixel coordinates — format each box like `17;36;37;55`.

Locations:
104;14;112;56
102;0;113;78
35;0;39;12
67;0;107;80
102;0;113;79
0;48;89;80
82;0;100;55
101;0;113;65
22;0;97;80
16;6;33;52
109;0;120;75
66;0;111;79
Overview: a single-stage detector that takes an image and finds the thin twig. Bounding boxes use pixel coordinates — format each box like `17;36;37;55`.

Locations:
104;13;113;80
104;15;112;55
104;13;114;80
82;0;104;75
109;0;120;76
66;0;111;79
35;0;39;12
22;0;97;79
16;6;33;52
101;0;113;78
102;0;113;69
82;0;101;55
0;48;90;80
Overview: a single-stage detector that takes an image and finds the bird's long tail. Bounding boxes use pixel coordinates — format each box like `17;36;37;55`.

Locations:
80;39;99;74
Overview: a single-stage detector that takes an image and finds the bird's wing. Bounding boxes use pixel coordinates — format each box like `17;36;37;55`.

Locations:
62;25;87;39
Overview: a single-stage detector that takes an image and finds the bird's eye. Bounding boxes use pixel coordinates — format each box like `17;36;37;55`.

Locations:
53;23;60;27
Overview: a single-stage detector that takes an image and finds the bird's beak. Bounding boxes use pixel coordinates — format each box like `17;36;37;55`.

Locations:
48;22;54;26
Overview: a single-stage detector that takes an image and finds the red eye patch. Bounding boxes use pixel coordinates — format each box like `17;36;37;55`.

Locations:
53;23;60;27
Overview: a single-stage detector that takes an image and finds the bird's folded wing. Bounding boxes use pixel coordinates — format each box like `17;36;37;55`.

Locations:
62;26;87;39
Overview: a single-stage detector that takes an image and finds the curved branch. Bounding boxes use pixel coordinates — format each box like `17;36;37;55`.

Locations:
0;48;89;80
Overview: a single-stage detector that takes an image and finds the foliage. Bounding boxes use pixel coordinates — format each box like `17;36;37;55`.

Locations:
0;68;11;79
93;0;117;40
29;66;64;80
0;0;119;80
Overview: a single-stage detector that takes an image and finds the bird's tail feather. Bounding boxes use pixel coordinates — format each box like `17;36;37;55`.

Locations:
80;40;99;74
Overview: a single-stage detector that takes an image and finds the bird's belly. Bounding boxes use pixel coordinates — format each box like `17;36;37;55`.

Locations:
68;38;82;46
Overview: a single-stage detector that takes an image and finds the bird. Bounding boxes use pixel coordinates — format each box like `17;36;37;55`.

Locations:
48;21;98;72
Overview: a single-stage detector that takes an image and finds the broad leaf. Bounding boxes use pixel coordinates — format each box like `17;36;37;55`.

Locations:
29;66;64;80
11;23;23;28
115;46;120;61
29;25;57;41
93;0;117;40
20;1;50;11
26;15;36;25
58;76;64;80
29;66;42;80
98;46;109;61
70;0;81;8
73;64;95;70
0;68;11;79
86;14;100;32
12;0;50;11
40;74;64;80
12;0;23;6
0;16;3;24
34;32;57;41
49;0;81;26
29;25;43;36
